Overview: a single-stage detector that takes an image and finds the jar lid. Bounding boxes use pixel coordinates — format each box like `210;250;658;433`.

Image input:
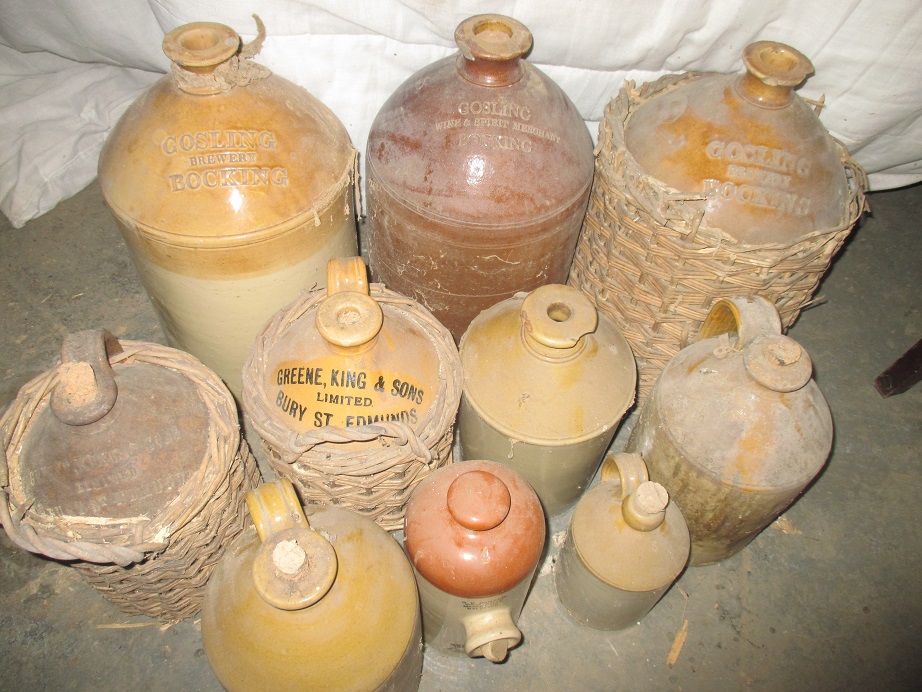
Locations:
404;460;545;598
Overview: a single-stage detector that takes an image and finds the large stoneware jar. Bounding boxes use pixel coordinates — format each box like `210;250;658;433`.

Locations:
570;41;867;400
98;19;358;396
458;284;636;516
201;479;422;691
623;41;848;245
626;296;833;566
366;14;594;340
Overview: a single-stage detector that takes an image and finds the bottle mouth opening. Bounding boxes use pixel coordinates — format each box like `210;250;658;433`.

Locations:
546;301;573;323
163;22;239;68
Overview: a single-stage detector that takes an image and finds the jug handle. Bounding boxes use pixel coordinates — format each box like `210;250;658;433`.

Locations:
696;296;781;351
599;452;649;500
247;479;338;610
326;256;370;297
318;257;383;350
50;329;124;426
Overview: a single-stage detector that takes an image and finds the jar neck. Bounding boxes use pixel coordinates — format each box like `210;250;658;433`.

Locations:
734;72;794;109
457;54;524;87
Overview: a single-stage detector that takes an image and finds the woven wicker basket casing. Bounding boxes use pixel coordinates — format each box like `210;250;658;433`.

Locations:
243;279;463;532
0;333;260;622
570;75;868;400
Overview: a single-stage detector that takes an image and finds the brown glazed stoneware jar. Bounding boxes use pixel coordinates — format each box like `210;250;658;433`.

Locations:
201;479;423;691
624;41;849;245
403;460;545;662
366;14;594;340
458;284;636;515
555;453;689;630
98;20;358;396
627;296;833;565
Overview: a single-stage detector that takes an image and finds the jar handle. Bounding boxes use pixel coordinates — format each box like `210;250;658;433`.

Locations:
50;329;123;426
326;256;370;297
318;257;383;350
247;479;338;611
247;477;310;542
599;452;649;500
696;296;781;351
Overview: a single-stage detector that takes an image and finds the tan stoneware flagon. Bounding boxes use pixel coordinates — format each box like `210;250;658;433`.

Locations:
627;296;833;565
624;41;848;245
366;14;594;340
242;257;462;530
201;479;423;691
555;453;689;630
403;460;546;662
458;284;636;515
98;19;359;396
0;329;259;621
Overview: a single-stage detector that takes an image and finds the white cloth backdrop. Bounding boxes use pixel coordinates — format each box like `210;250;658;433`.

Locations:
2;0;921;228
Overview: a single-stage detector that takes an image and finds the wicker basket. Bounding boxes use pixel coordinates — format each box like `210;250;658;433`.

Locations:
570;75;868;401
243;283;463;532
0;338;260;622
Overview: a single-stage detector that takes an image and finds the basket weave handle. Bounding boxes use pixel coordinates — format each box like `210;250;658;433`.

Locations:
0;490;163;566
697;296;782;351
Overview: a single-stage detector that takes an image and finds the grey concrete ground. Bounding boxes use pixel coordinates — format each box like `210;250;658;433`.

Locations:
0;181;919;691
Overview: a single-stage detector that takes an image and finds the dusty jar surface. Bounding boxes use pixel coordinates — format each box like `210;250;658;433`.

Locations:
366;14;594;339
624;41;849;244
627;296;833;565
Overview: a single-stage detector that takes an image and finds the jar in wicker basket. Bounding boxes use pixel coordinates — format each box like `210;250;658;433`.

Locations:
570;41;868;400
0;330;260;622
242;257;462;531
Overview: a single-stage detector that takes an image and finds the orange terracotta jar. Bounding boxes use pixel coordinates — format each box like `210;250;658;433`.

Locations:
403;460;545;662
98;20;358;396
624;41;849;245
366;14;594;340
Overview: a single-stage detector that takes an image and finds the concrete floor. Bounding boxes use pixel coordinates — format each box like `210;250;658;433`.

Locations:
0;180;920;691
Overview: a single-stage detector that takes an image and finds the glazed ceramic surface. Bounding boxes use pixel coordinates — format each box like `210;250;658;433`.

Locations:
98;21;358;395
366;14;594;339
404;461;545;661
624;41;849;244
201;479;422;691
